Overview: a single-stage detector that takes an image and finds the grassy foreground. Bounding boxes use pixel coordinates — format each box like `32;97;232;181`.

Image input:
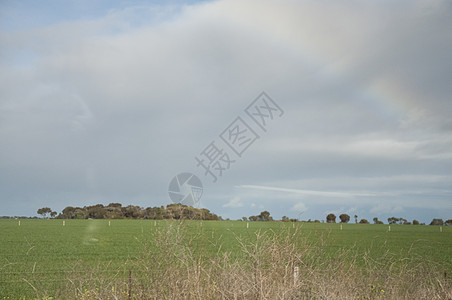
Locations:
1;219;451;299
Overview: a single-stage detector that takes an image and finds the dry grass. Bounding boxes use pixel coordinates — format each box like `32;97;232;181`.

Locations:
33;222;451;299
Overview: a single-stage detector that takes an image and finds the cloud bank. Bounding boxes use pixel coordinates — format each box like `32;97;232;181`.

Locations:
1;0;451;222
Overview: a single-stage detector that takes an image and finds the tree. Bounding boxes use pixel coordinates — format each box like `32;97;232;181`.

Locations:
339;214;350;223
354;215;358;224
257;211;273;221
37;207;52;218
359;219;369;224
412;219;419;225
430;219;443;226
399;218;407;225
281;216;289;222
242;217;247;222
50;211;57;218
445;220;452;226
373;217;383;224
249;215;258;222
326;213;336;223
388;217;398;224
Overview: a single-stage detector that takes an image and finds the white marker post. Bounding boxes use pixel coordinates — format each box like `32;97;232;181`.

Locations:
108;220;111;227
247;222;249;229
388;225;391;232
63;220;65;226
294;266;299;287
340;224;343;231
154;221;156;227
18;220;20;226
440;226;442;232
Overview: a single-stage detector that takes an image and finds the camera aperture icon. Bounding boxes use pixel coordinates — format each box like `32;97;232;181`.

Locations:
168;172;203;207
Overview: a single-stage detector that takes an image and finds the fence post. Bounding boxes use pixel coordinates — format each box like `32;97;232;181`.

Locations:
128;270;132;300
294;266;299;287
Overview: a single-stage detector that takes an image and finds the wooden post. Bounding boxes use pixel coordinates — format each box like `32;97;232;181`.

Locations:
294;266;299;286
440;226;442;232
18;220;20;226
340;224;343;230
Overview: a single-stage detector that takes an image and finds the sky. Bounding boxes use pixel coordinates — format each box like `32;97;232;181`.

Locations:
1;0;451;223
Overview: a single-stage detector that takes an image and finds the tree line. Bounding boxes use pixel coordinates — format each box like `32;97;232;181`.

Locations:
34;205;451;225
325;213;452;226
37;203;221;220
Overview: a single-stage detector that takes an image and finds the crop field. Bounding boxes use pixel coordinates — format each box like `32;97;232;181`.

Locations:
1;219;451;299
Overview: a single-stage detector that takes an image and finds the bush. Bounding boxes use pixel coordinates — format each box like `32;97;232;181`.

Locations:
359;219;369;224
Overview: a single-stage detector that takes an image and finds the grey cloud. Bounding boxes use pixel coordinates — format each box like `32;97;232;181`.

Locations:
0;0;451;222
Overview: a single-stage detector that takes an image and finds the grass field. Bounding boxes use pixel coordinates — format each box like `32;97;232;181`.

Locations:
1;219;451;299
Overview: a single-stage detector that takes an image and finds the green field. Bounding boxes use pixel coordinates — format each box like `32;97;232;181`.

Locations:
1;219;451;299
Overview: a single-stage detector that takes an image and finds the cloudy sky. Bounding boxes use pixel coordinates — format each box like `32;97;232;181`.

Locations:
1;0;451;223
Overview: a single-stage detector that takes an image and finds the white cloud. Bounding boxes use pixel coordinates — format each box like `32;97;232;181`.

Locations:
236;185;376;198
222;196;243;208
370;203;404;215
291;202;307;213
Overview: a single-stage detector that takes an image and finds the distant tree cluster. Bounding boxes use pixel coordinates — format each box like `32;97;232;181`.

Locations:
324;214;447;226
38;203;222;220
249;211;273;221
37;207;57;218
281;216;298;222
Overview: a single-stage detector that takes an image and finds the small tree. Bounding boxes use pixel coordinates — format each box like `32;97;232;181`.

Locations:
37;207;52;218
257;211;273;221
388;217;398;224
339;214;350;223
281;216;289;222
359;219;369;224
326;213;336;223
430;219;443;226
412;219;420;225
399;218;407;225
50;211;57;218
373;217;383;224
